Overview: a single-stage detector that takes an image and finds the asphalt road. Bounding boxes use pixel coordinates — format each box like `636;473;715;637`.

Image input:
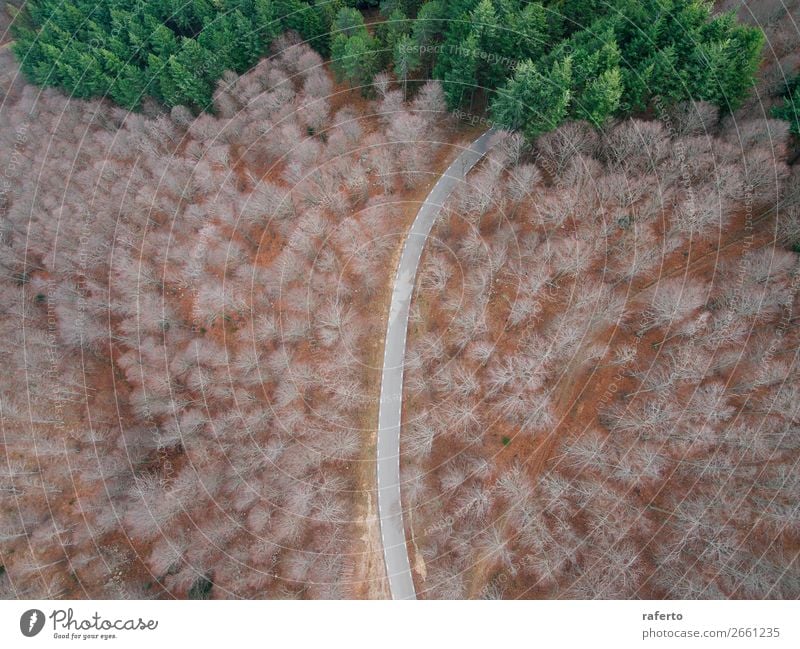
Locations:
377;129;495;600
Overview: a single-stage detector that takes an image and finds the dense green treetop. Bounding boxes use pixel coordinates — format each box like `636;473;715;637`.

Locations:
12;0;339;110
772;74;800;137
11;0;773;141
489;0;764;137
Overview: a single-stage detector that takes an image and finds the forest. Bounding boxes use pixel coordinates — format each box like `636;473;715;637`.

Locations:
0;32;452;597
12;1;767;136
403;116;799;598
1;0;799;600
397;1;800;597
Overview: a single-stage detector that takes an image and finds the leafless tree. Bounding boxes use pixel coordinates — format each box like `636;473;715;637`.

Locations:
665;100;719;137
506;163;541;207
411;81;446;122
602;119;668;172
536;120;598;177
639;279;708;333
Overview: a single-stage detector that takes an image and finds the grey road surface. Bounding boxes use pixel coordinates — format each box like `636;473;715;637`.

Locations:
377;130;495;600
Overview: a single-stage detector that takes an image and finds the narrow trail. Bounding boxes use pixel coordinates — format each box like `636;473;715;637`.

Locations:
376;129;495;600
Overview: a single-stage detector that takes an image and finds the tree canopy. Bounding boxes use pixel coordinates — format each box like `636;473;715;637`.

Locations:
488;1;764;135
11;0;768;138
772;74;800;137
11;0;337;110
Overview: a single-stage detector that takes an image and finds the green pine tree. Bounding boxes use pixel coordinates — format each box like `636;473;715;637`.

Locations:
341;33;380;93
393;34;420;98
772;75;800;136
440;31;479;109
575;66;622;126
492;56;572;139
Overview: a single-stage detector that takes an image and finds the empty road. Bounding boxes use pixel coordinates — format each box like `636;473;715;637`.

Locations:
377;129;495;600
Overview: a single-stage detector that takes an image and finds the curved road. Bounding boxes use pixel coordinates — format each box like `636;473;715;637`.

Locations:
377;130;495;600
